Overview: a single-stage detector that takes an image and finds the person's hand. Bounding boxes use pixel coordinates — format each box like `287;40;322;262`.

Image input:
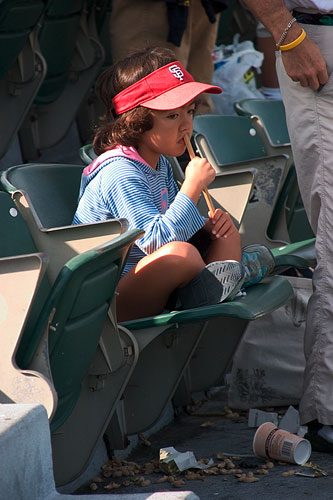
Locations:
281;36;328;90
184;157;216;192
181;156;216;204
205;209;238;239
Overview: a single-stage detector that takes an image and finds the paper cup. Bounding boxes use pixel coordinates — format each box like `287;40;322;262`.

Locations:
253;422;311;465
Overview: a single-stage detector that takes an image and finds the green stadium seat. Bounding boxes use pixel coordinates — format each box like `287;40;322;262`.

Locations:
0;0;47;158
234;99;314;243
76;0;113;144
234;99;290;154
79;142;97;165
193;114;291;247
0;190;141;486
19;0;105;160
0;253;57;419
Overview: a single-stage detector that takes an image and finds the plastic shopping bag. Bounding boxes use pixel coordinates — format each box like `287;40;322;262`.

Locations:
211;34;264;115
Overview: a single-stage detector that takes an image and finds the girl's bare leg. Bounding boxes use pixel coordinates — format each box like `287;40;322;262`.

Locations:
205;230;242;264
116;241;206;321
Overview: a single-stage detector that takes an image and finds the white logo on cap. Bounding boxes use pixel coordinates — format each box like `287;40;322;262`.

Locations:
169;64;184;81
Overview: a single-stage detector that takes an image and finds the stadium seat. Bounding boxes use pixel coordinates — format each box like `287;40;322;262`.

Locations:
1;163;128;282
0;189;141;486
234;99;291;158
193;114;291;247
0;0;47;159
19;0;105;160
120;274;294;424
234;99;314;243
193;113;315;247
76;0;113;143
0;253;57;418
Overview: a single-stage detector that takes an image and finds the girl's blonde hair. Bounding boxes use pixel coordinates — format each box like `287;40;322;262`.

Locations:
93;47;176;156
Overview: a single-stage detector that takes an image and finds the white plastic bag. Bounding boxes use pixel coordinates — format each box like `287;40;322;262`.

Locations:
212;34;264;115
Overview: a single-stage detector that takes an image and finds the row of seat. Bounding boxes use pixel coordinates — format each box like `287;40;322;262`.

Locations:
0;0;112;162
0;157;313;487
192;99;314;247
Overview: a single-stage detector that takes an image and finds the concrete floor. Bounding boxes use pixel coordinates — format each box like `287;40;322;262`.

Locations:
74;387;333;500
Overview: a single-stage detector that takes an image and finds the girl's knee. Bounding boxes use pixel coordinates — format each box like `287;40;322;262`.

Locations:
161;241;202;261
159;242;205;279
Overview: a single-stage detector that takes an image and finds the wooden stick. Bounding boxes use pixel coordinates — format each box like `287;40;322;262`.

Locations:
184;134;215;214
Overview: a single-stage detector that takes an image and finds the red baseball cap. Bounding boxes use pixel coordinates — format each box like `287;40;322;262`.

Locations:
112;61;222;115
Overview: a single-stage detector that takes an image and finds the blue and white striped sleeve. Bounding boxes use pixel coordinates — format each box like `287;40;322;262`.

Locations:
102;167;205;255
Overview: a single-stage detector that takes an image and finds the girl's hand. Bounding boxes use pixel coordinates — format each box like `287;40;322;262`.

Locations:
205;209;239;239
184;157;216;192
181;157;216;205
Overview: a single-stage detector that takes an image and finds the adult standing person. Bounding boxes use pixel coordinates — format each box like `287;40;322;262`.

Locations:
242;0;333;451
109;0;228;114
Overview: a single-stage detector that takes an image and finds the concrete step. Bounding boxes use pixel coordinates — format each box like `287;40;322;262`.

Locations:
0;403;199;500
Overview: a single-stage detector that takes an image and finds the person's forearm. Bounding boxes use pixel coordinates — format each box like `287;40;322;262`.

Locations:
180;178;202;206
242;0;300;45
244;0;328;90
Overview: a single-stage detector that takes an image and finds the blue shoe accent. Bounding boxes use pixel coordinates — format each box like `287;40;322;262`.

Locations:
241;244;275;288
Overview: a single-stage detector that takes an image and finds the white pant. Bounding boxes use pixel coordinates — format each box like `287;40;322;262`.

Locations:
276;24;333;425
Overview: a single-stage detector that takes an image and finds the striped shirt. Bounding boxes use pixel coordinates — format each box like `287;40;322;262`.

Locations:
73;147;205;275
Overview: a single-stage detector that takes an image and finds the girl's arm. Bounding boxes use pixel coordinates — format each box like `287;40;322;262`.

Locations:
243;0;328;90
103;164;205;255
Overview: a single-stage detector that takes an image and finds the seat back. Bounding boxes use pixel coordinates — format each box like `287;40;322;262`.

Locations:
2;163;84;228
0;191;37;256
0;0;45;79
234;99;313;243
36;0;84;105
234;98;290;149
79;143;97;165
194;114;267;165
193;114;290;247
0;0;47;159
19;0;105;158
1;163;128;283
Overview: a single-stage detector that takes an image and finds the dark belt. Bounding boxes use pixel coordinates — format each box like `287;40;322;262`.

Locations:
293;10;333;25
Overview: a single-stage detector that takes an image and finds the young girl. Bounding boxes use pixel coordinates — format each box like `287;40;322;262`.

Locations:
73;47;274;321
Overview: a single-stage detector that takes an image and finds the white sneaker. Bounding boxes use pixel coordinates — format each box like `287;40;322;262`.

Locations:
205;260;245;301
